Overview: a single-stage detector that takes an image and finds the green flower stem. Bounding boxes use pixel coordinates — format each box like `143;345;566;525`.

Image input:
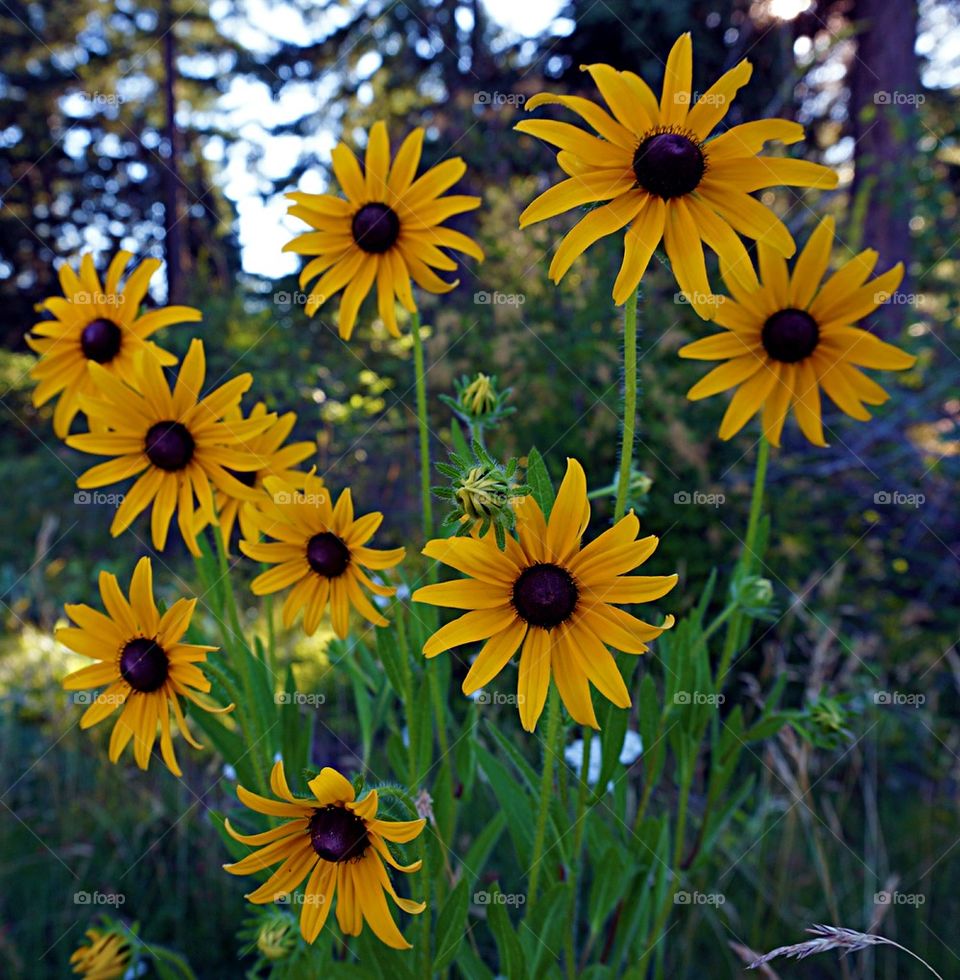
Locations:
717;436;770;685
410;310;433;539
565;724;593;977
614;290;640;523
528;685;562;906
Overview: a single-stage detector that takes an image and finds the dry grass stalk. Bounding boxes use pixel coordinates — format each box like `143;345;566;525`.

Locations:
747;924;943;979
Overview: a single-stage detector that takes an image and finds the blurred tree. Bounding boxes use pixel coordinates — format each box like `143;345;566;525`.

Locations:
0;0;244;346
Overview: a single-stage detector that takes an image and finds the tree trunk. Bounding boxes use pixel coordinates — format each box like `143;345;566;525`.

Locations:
161;0;186;303
848;0;919;335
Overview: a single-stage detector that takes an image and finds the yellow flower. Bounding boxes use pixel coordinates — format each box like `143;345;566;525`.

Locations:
66;339;273;556
240;472;405;638
413;459;677;732
461;373;497;415
224;761;425;948
59;557;230;777
208;403;316;548
516;33;838;317
69;927;131;979
679;218;916;446
28;251;200;437
283;121;483;338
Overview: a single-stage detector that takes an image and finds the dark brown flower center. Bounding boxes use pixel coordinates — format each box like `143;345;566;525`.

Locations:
308;805;369;862
351;203;400;253
80;318;122;364
145;421;195;471
762;308;820;363
633;132;705;199
512;563;578;629
119;638;169;693
307;532;350;578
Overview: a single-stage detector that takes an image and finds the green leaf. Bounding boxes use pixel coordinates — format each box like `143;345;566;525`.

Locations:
433;877;470;972
487;886;528;979
524;881;571;977
461;811;507;885
588;846;631;938
525;447;555;518
597;701;629;792
476;746;534;859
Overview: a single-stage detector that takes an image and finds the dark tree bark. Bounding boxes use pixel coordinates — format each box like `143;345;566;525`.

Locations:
848;0;920;335
161;0;186;303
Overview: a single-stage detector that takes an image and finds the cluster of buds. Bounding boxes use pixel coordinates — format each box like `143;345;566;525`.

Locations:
439;372;515;435
256;913;298;961
434;441;530;548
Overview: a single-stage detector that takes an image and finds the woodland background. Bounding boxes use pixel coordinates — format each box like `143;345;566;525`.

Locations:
1;0;959;976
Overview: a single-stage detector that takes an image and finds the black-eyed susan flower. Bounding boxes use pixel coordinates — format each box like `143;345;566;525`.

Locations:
209;403;316;548
678;218;916;446
413;458;677;732
516;33;838;317
69;926;132;979
66;339;273;556
28;251;200;438
283;121;483;338
59;557;230;776
240;471;405;638
224;761;425;948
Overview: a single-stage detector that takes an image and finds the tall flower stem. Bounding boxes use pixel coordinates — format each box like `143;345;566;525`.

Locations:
528;685;562;906
613;289;640;523
410;310;433;539
717;435;770;685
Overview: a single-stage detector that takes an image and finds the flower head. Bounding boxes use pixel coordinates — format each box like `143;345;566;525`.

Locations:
516;33;837;317
208;403;316;548
679;218;916;446
59;557;230;776
28;251;200;437
70;926;132;979
413;459;677;731
240;472;405;638
224;761;425;948
66;339;273;555
284;121;483;338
